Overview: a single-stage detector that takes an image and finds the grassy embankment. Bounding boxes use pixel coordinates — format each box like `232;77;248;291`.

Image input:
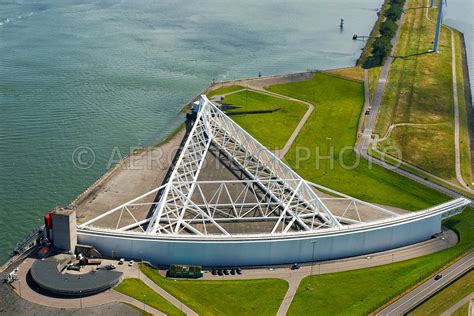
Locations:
408;270;473;316
115;278;185;316
265;72;447;210
374;0;471;186
220;90;307;150
287;210;473;315
140;264;288;316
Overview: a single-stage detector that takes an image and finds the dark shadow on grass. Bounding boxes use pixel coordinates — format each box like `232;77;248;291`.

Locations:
404;6;430;12
393;50;433;60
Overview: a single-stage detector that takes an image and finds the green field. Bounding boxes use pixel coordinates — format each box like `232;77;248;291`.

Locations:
223;90;307;150
408;270;474;316
288;210;474;315
264;72;447;210
115;278;185;316
140;264;288;316
374;0;472;182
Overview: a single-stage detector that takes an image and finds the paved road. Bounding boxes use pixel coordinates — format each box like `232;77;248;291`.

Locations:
377;251;473;316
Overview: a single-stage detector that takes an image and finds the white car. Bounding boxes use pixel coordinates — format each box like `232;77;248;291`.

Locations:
128;260;134;267
118;258;125;265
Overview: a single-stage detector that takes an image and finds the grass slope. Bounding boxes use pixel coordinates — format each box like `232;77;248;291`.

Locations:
225;90;307;150
374;0;463;180
266;72;447;210
408;270;474;316
140;264;288;316
115;278;185;316
288;209;473;315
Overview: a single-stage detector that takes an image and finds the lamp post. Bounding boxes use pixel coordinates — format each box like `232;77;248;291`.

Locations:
433;0;444;52
310;241;317;289
324;137;332;175
79;290;83;309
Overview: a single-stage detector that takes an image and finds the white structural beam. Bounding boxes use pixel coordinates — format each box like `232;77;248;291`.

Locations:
78;95;470;237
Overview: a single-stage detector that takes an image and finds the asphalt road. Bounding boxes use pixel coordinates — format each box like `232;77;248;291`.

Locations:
377;251;474;316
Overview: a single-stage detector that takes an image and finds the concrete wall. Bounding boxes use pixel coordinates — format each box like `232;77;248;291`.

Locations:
52;209;77;252
77;214;442;267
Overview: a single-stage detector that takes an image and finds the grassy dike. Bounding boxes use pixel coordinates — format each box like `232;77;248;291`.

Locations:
374;0;471;184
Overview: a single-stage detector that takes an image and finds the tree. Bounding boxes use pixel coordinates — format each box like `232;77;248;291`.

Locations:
372;36;393;59
385;3;403;21
380;19;397;38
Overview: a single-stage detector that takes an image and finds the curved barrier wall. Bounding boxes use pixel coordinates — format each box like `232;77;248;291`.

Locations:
78;214;442;267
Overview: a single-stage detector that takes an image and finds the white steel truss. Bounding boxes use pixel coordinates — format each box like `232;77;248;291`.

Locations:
78;95;471;236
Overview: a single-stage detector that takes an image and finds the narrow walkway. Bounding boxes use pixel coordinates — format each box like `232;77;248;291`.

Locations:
440;292;473;316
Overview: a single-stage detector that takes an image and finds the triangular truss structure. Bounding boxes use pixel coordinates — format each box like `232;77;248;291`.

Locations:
78;96;469;236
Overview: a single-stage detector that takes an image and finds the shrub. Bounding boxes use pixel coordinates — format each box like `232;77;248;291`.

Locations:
372;36;393;58
385;3;404;21
380;19;397;38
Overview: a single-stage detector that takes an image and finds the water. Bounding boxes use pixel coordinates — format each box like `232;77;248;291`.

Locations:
444;0;474;104
0;0;383;264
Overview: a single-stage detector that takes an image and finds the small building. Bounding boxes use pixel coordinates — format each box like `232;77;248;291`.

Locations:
52;208;77;252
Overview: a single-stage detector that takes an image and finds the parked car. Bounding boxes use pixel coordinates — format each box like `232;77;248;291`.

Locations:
211;269;217;275
105;264;116;270
230;269;236;275
118;258;125;265
291;263;300;270
128;260;134;267
217;269;224;276
224;269;229;275
236;268;242;275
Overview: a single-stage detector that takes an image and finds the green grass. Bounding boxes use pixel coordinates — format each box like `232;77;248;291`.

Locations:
115;278;185;316
288;209;474;315
207;85;243;97
225;90;307;150
408;270;474;316
140;264;288;316
374;0;457;180
454;30;473;187
265;72;447;210
325;67;364;81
